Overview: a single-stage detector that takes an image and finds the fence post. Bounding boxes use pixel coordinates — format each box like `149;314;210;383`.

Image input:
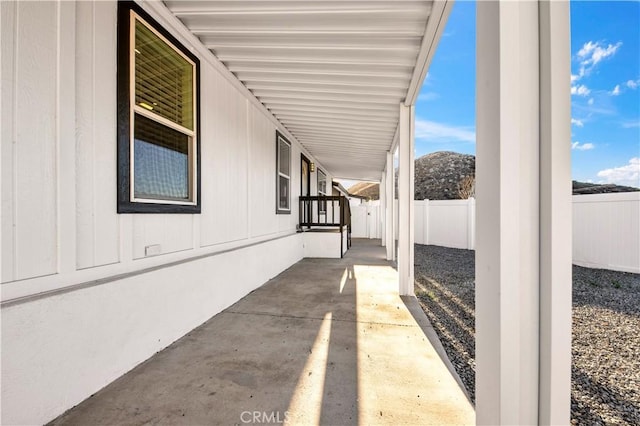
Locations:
424;199;429;245
468;197;476;250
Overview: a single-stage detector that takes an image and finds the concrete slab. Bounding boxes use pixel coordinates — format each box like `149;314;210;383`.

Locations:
50;239;474;426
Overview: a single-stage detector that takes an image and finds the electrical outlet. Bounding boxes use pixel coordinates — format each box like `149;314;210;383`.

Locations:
145;244;162;257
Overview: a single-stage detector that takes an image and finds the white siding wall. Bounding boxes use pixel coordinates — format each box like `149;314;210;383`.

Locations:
1;2;329;424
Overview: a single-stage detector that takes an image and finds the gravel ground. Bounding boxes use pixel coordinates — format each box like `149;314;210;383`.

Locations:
414;244;640;424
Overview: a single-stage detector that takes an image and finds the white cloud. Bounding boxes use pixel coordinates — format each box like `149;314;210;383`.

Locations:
621;120;640;128
414;118;476;143
418;92;439;102
572;141;595;151
597;158;640;187
573;40;622;81
578;40;622;66
627;79;639;90
571;84;591;96
588;98;594;105
610;85;621;96
571;118;584;127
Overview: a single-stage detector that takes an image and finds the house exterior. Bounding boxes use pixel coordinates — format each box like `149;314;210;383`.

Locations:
1;1;572;425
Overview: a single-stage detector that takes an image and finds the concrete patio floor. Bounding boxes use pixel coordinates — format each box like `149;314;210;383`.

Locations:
50;239;474;426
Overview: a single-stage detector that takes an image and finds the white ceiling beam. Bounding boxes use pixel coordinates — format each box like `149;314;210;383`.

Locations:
282;121;393;133
300;142;391;151
227;61;414;77
247;84;405;97
178;17;428;35
244;81;408;94
284;122;393;134
256;92;401;104
274;113;397;125
235;73;410;88
275;115;397;127
262;99;398;112
167;2;430;15
405;0;453;105
287;124;395;135
217;52;416;66
252;87;404;100
198;34;422;49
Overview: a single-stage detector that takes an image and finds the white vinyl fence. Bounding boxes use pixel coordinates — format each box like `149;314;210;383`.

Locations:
415;199;476;250
352;193;640;273
572;192;640;274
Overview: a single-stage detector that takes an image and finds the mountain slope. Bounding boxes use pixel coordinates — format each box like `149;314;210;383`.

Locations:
347;151;639;200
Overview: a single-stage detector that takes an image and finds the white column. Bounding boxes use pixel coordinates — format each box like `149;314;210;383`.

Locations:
398;103;414;296
380;171;387;247
385;152;394;261
538;1;572;423
476;1;571;425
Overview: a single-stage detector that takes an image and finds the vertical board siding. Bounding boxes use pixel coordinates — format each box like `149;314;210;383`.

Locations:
200;68;249;247
2;0;312;286
75;1;120;269
91;1;120;266
2;1;59;282
1;0;17;282
248;104;278;238
132;214;195;259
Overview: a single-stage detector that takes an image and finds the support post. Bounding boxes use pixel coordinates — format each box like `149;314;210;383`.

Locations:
476;1;571;425
380;171;387;247
539;1;572;423
398;103;414;296
385;152;394;261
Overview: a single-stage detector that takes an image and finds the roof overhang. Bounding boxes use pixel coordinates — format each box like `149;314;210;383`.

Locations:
162;0;452;181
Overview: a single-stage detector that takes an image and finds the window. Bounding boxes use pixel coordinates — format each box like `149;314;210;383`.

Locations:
276;131;291;214
318;168;327;213
117;1;200;213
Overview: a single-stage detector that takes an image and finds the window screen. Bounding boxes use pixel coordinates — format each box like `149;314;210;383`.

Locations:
276;132;291;214
135;19;193;130
133;114;189;201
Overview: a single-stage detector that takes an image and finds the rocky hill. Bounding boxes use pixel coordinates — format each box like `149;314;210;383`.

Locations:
414;151;475;200
347;181;379;200
572;180;639;195
347;151;639;200
348;151;474;200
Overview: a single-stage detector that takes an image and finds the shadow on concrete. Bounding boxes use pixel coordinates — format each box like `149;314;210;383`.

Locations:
50;239;473;425
401;295;473;406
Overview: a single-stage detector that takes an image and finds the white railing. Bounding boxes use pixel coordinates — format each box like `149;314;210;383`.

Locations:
352;193;640;273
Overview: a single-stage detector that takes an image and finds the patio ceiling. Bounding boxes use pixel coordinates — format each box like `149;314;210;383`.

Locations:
164;0;449;181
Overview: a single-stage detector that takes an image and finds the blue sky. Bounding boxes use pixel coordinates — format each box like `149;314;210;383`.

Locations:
415;1;640;187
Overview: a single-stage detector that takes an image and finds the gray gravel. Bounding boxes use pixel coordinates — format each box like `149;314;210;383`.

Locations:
414;244;640;424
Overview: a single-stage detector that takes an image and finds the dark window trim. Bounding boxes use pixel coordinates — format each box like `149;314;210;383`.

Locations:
317;167;327;213
275;130;291;215
300;154;311;197
317;167;327;195
117;1;201;214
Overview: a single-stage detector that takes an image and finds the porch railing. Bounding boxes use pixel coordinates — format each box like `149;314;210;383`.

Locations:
299;195;352;252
